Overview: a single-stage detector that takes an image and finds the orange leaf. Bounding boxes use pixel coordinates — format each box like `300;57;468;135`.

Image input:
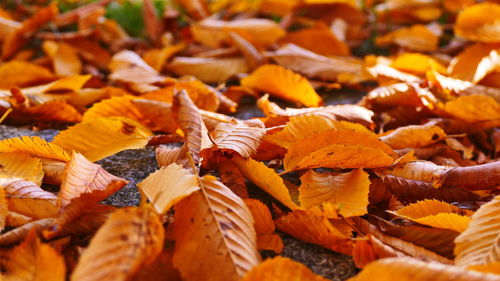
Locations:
71;207;164;281
242;64;322;107
0;61;54;89
242;257;329;281
168;56;249;83
442;95;500;123
375;24;439;52
299;169;370;217
455;3;500;43
380;122;446;149
279;26;349;56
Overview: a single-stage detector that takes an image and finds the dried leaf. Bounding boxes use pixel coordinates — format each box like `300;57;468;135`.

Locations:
52;117;152;162
275;209;353;255
0;136;70;162
168;57;249;83
3;179;57;219
348;257;500;281
242;257;329;281
173;175;261;281
455;195;500;267
448;43;500;83
71;207;164;281
284;129;394;171
138;163;199;214
442;95;500;123
380;122;446;149
207;119;266;158
232;156;300;210
3;230;65;281
0;61;54;89
242;64;322;107
279;26;349;56
455;3;500;43
0;152;43;186
299;169;370;217
375;24;439;52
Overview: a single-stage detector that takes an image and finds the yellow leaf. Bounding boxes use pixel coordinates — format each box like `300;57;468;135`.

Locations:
392;200;471;232
275;209;353;255
284;129;394;171
380;122;446;149
375;24;439;52
0;61;54;89
174;90;212;165
455;195;500;267
43;40;82;76
241;257;329;281
173;175;261;281
3;179;57;219
0;152;43;186
3;231;65;281
138;163;199;214
232;156;300;210
299;169;370;217
469;262;500;275
0;136;70;162
83;96;177;133
59;152;128;208
455;3;500;43
71;207;164;281
391;53;446;75
52;117;152;162
168;56;249;83
191;18;285;48
266;115;371;148
448;43;500;83
348;257;500;281
242;64;322;107
279;26;349;56
208;119;266;158
382;160;452;183
443;95;500;123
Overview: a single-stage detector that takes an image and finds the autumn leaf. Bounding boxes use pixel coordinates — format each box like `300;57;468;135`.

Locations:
455;3;500;43
242;257;329;281
71;207;164;281
173;175;261;281
242;64;323;107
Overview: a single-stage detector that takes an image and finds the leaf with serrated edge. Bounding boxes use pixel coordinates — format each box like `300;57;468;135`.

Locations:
299;169;370;217
71;207;164;281
138;163;199;214
173;175;261;281
455;195;500;267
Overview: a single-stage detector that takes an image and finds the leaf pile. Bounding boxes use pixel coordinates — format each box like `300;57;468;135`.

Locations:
0;0;499;280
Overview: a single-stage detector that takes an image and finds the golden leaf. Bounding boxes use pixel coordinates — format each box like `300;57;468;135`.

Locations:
348;257;500;281
381;160;452;183
3;230;65;281
0;218;54;246
448;43;500;83
168;57;249;83
380;122;446;149
173;175;261;281
275;209;353;255
279;26;349;56
3;179;57;219
191;18;285;48
232;156;300;210
455;195;500;267
455;3;500;43
375;24;439;52
71;207;164;281
174;90;212;165
242;64;322;107
391;200;471;232
241;257;329;281
0;136;70;162
43;40;82;76
299;169;370;217
268;44;368;83
391;53;446;75
443;95;500;123
0;152;43;186
284;129;394;171
0;61;54;89
266;115;372;148
156;146;184;167
83;96;177;133
138;163;199;214
208;119;266;158
59;152;127;208
244;199;284;253
52;117;153;162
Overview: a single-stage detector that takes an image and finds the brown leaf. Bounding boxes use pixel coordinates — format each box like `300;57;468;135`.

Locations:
71;207;164;281
173;175;261;281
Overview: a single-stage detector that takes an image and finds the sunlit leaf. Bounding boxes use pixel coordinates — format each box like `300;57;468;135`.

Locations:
455;3;500;43
0;136;70;162
71;207;164;281
242;257;329;281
